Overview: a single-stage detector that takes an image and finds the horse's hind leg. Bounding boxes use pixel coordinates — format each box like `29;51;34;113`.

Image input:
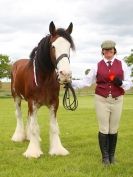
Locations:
49;105;69;156
23;100;43;158
12;97;25;142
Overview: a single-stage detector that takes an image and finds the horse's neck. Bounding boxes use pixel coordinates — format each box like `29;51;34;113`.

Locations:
36;69;57;85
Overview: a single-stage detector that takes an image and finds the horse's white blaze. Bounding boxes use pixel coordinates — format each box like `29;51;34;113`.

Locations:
11;97;25;142
23;103;43;158
49;106;69;156
53;37;72;82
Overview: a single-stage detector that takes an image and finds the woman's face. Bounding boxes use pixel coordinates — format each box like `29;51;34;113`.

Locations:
102;48;115;60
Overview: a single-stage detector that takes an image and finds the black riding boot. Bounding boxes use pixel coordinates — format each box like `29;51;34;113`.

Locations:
109;133;118;164
98;132;110;165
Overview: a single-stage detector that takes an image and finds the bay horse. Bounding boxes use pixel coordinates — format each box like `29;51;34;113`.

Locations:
11;21;75;158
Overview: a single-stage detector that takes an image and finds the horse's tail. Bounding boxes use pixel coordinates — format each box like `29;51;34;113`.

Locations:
29;46;38;59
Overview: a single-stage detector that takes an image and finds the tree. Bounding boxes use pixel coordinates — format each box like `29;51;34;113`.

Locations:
0;54;11;80
85;69;90;75
124;49;133;76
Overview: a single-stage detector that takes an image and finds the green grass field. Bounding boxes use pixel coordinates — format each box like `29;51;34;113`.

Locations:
0;95;133;177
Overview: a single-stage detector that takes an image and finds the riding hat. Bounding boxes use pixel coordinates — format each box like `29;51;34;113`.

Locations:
101;40;116;49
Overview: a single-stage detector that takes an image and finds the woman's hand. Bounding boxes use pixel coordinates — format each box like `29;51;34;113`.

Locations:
113;77;123;87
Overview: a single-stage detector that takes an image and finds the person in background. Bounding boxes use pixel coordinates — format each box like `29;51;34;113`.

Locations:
72;40;132;165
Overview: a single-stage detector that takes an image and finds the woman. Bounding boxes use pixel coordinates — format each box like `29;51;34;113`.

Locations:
72;40;132;165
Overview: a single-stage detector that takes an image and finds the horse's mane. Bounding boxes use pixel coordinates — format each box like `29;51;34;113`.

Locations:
30;28;75;74
30;35;53;74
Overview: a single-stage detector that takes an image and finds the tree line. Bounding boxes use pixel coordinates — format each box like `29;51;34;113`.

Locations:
0;54;11;80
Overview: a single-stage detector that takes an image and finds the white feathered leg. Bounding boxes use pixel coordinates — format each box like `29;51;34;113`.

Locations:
49;106;69;156
23;103;43;158
26;117;31;141
26;116;41;142
12;97;25;142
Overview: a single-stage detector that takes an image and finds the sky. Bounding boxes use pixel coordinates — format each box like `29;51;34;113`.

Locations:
0;0;133;78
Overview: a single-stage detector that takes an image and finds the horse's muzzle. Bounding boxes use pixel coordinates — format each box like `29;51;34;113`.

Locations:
57;70;72;84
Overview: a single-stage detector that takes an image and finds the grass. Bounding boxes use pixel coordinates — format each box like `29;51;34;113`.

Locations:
0;95;133;177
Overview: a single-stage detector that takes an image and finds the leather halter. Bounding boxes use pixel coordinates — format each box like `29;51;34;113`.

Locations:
55;53;70;69
33;53;70;86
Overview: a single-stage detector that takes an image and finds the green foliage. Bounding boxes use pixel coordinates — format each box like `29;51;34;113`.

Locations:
124;50;133;76
0;54;11;79
85;69;90;75
0;96;133;177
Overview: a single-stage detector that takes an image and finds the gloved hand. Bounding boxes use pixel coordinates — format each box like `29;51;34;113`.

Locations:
113;77;123;87
71;80;78;90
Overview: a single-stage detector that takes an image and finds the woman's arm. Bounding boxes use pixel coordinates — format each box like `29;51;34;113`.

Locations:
72;66;97;89
121;61;132;90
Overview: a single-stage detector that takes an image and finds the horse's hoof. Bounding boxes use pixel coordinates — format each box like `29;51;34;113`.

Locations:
49;147;69;156
23;150;43;158
11;132;25;142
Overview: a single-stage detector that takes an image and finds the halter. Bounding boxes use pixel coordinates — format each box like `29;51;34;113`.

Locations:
55;53;70;69
33;53;70;86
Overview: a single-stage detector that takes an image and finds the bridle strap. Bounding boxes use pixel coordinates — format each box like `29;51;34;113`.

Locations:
55;53;70;68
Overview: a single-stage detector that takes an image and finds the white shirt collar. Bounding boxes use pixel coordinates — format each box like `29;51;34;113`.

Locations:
103;57;115;64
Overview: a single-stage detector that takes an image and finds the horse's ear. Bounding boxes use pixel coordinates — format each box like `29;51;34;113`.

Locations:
49;21;56;36
66;22;73;34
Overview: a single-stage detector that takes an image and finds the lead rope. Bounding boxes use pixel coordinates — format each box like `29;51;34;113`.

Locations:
63;83;78;111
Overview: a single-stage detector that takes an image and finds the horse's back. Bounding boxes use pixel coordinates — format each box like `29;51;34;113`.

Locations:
12;59;29;71
11;59;30;80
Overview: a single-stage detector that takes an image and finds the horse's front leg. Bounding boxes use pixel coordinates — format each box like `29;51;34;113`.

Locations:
23;100;43;158
26;112;42;141
49;105;69;156
12;97;25;142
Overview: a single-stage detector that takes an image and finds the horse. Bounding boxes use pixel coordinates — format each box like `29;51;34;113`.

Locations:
11;21;75;158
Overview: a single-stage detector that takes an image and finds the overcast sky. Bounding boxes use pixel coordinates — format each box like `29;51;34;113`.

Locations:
0;0;133;78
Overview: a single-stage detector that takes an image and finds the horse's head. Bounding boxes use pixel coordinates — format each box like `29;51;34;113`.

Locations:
49;21;75;84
